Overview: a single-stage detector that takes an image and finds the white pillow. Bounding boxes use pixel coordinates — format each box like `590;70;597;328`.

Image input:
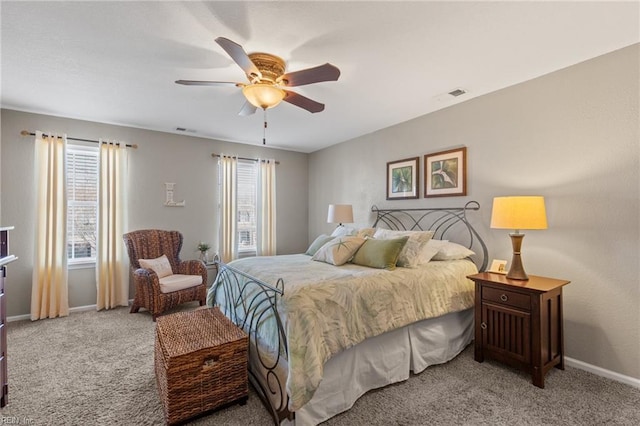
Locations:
418;242;441;264
305;234;336;256
138;254;173;278
312;236;366;266
372;229;435;268
431;240;475;261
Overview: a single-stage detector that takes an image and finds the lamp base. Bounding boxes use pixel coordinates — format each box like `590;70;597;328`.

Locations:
506;233;529;280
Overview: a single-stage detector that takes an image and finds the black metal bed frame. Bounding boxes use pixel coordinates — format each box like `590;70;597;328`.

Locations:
211;201;488;425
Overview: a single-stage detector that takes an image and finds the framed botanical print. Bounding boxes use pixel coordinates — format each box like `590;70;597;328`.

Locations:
386;157;419;200
424;147;467;198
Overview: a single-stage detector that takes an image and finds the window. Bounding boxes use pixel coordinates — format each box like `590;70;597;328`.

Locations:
237;159;257;256
66;145;99;264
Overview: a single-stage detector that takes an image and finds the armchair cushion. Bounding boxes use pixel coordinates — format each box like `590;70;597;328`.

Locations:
158;274;203;293
138;254;173;278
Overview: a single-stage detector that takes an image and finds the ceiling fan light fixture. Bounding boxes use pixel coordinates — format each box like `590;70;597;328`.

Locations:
242;83;286;109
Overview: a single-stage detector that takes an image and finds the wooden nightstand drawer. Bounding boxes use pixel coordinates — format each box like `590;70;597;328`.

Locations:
482;286;530;311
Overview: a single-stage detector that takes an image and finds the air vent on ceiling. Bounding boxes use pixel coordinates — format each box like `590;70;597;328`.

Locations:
175;127;196;133
448;88;466;97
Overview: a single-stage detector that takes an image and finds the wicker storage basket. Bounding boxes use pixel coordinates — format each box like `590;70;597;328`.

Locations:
155;307;248;425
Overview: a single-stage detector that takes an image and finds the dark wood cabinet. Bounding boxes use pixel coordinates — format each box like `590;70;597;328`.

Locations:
468;272;570;388
0;226;17;407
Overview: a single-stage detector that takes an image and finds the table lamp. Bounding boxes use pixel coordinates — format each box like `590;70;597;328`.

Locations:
490;196;547;280
327;204;353;227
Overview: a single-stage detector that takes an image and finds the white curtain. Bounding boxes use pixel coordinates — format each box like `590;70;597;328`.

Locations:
219;155;238;263
257;159;277;256
31;131;69;320
96;141;129;310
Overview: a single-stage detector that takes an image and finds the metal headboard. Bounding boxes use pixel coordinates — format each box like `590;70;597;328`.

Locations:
371;201;488;271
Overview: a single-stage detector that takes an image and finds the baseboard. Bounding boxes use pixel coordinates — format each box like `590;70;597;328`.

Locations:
7;299;134;323
565;356;640;389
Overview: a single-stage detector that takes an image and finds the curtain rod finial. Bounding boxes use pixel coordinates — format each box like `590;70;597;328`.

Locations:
20;130;31;136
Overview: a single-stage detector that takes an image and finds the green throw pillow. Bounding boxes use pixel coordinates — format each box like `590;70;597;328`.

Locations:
351;236;409;270
305;234;336;256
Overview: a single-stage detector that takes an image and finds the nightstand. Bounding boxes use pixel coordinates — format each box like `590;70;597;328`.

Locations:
205;262;219;287
468;272;571;388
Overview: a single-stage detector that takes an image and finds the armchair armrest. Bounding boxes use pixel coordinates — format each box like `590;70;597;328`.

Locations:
176;260;207;284
132;267;162;292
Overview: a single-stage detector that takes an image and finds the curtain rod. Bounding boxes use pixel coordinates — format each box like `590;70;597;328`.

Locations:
211;153;279;165
20;130;138;149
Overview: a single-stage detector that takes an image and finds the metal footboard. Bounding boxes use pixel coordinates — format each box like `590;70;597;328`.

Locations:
210;260;292;424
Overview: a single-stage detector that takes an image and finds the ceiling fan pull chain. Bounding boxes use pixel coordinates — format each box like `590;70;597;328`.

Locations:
263;109;267;145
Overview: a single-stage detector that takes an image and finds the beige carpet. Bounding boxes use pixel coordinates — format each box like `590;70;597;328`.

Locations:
1;304;638;425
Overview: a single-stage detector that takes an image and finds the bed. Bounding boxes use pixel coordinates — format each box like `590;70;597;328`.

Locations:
207;202;488;425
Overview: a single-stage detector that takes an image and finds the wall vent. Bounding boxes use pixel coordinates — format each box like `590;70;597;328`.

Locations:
448;88;466;97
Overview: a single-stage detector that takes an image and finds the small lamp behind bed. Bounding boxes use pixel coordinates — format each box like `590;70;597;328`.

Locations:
327;204;354;227
490;196;547;281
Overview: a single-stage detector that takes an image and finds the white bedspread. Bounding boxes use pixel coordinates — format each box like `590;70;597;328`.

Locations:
208;254;477;411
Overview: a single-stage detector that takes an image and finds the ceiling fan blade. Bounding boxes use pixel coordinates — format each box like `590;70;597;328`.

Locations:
175;80;238;86
215;37;261;80
238;101;258;116
280;63;340;87
283;90;325;113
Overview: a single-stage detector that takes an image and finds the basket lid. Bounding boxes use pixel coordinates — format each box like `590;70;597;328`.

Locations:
156;307;246;358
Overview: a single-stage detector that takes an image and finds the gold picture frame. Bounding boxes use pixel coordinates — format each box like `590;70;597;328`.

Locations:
489;259;508;274
424;147;467;198
386;157;419;200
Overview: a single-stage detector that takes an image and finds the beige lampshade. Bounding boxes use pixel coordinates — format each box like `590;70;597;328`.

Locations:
327;204;354;224
490;196;548;231
242;83;286;109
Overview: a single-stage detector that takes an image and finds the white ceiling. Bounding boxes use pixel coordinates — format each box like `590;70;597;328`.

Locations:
2;1;638;153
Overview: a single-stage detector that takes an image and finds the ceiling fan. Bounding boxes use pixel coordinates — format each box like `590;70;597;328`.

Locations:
176;37;341;116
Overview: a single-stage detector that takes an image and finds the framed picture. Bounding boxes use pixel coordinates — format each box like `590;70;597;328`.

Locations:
424;147;467;198
489;259;508;274
386;157;419;200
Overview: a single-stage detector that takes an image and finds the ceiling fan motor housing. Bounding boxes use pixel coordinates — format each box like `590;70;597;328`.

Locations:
248;52;286;84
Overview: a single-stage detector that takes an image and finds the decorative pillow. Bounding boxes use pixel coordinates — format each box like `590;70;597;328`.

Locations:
305;234;336;256
351;236;409;270
312;236;366;266
431;241;475;261
372;229;435;268
138;254;173;278
355;227;376;238
330;226;375;238
330;225;356;237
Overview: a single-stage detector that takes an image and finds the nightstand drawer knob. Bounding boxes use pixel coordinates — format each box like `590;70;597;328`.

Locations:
500;294;508;302
480;322;487;330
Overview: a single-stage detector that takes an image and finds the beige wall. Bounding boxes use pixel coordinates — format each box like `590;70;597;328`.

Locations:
309;44;640;379
1;44;637;382
0;110;309;317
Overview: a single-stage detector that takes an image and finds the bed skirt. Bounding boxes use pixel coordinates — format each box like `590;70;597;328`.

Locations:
280;308;474;425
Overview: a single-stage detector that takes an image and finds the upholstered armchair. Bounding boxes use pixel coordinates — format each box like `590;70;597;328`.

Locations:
123;229;207;321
